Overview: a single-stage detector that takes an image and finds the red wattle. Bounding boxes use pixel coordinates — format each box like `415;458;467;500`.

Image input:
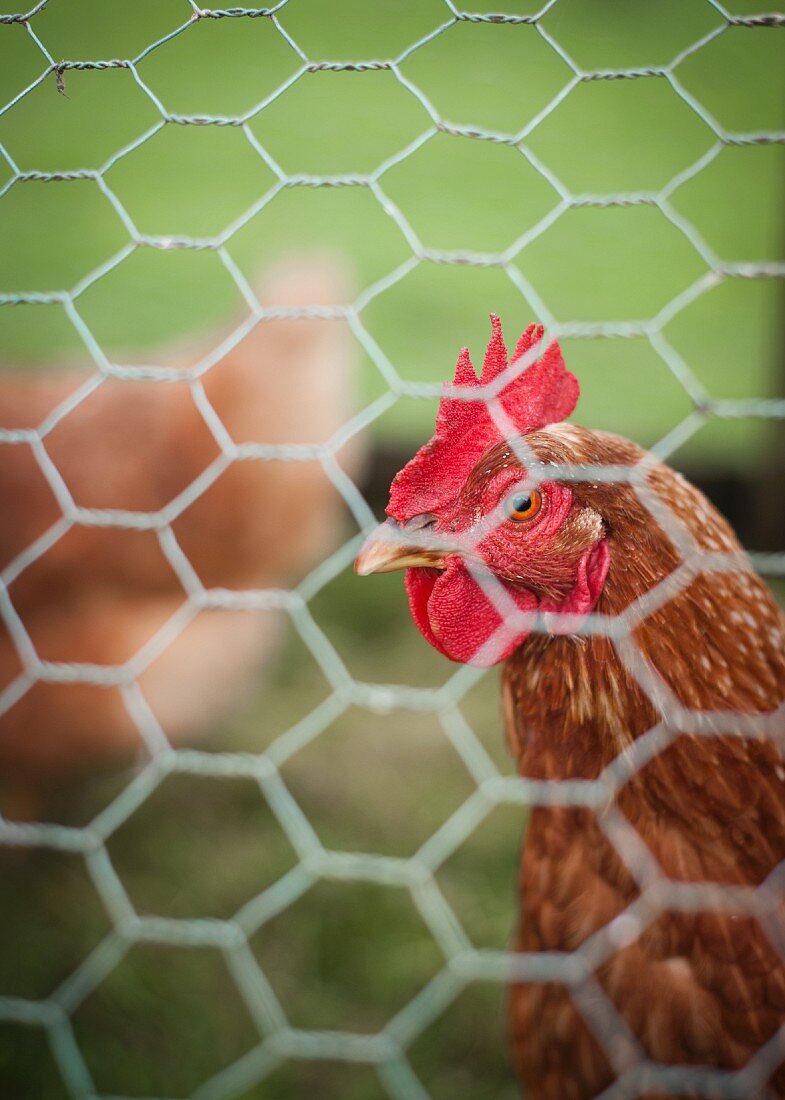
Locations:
406;558;539;667
404;567;441;651
404;541;610;667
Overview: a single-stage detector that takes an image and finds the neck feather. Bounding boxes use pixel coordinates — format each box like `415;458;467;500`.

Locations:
502;481;785;782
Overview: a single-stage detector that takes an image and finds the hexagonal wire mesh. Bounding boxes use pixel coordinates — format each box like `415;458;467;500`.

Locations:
0;0;784;1097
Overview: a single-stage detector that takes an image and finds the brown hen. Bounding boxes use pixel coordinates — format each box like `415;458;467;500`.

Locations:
0;256;362;820
357;318;785;1097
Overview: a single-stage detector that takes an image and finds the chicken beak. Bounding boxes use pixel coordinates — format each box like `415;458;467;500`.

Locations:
354;519;448;576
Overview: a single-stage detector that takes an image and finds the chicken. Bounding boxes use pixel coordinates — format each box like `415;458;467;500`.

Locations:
356;317;785;1097
0;255;362;821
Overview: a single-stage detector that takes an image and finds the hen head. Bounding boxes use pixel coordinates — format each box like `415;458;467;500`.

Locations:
356;317;611;667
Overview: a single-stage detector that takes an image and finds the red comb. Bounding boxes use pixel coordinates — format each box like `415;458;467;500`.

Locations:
387;316;579;522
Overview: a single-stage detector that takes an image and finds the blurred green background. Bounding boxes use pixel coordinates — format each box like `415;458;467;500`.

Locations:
1;1;784;1098
1;0;784;462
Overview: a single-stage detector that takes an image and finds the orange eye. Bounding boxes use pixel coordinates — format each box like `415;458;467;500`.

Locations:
505;489;542;521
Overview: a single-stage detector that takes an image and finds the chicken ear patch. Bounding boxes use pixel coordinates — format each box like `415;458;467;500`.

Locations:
387;316;579;522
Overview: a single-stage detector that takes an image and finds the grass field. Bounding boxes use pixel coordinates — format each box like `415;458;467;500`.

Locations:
1;0;783;459
1;2;784;1098
1;567;522;1100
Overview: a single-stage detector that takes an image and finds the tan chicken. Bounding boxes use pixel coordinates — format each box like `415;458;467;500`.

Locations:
357;317;785;1097
0;256;362;820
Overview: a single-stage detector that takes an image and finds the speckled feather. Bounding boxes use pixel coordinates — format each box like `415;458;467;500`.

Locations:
502;426;785;1098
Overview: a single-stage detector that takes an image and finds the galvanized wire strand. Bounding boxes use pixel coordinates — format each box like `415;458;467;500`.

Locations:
0;1;784;1098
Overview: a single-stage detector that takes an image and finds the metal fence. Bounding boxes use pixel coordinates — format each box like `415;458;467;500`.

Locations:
1;2;784;1098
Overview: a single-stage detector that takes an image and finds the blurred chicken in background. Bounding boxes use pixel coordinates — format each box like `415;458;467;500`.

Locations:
0;255;363;821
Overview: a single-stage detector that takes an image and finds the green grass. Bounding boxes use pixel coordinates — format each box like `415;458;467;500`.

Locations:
1;4;784;1098
0;568;520;1099
1;0;783;463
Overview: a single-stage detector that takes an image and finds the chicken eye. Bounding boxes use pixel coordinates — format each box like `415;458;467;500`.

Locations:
505;489;542;521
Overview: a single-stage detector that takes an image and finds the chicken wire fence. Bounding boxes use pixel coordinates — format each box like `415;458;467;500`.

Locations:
0;1;784;1098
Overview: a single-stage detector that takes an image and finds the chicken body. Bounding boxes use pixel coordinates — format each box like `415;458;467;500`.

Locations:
356;319;785;1097
0;257;362;818
505;425;785;1098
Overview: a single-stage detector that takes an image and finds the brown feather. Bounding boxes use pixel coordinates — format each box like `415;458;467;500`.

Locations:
501;426;785;1097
